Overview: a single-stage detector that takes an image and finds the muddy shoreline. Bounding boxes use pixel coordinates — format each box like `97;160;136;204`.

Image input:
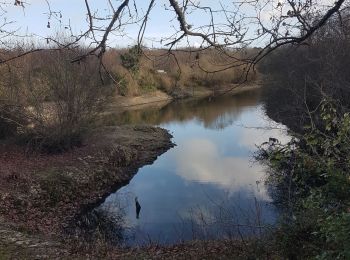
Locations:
0;125;174;258
0;84;263;259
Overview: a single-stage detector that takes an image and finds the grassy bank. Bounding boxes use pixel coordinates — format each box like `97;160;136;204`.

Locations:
103;47;258;97
0;46;257;152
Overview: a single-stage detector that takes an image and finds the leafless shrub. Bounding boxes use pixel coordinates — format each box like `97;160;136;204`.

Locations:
260;10;350;132
0;46;114;152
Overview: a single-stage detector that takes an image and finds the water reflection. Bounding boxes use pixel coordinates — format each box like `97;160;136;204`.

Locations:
104;90;261;130
90;89;288;246
75;201;128;245
174;138;269;200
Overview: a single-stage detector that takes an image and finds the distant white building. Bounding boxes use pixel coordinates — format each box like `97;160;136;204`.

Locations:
156;69;167;74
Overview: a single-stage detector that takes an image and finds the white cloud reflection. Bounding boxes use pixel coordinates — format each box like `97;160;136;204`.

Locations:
237;108;291;149
238;125;290;150
174;138;271;201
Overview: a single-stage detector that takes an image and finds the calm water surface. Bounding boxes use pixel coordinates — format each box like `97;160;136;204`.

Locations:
89;90;289;246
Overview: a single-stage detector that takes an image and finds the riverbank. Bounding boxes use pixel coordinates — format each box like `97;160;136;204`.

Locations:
0;83;265;259
0;125;174;258
0;228;272;259
107;82;262;113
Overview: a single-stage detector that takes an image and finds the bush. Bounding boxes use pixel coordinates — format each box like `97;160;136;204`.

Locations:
137;68;158;93
257;12;350;258
258;100;350;258
0;105;26;139
0;47;114;152
260;13;350;132
120;45;142;73
30;50;113;152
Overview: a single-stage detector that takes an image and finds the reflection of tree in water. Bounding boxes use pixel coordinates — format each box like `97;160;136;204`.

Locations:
182;192;274;241
205;111;238;130
74;200;131;246
113;89;261;130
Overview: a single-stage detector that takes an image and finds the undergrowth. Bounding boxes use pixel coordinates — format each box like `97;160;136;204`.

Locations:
257;99;350;259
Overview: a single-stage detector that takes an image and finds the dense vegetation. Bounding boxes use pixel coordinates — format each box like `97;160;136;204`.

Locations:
0;45;256;153
103;47;257;96
259;12;350;259
260;13;350;133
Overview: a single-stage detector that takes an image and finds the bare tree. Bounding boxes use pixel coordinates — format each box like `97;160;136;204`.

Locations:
0;0;348;71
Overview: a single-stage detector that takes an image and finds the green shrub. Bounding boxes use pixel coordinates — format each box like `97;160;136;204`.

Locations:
258;100;350;258
114;74;129;96
120;45;142;73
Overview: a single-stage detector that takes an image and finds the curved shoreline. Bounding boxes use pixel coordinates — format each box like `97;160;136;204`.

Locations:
108;83;262;112
0;125;174;258
0;85;263;258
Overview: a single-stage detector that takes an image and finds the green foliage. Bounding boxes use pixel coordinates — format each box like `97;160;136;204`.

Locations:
315;213;350;259
120;45;142;73
258;99;350;258
114;74;129;96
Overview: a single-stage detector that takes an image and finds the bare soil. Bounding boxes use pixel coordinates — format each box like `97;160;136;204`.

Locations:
0;125;174;258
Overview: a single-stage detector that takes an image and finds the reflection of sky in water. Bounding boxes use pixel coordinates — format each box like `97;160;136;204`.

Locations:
98;93;289;246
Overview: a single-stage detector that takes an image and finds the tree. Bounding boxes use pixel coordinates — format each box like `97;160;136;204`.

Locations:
0;0;348;74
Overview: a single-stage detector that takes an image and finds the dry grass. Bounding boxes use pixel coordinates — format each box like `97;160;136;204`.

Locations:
0;49;115;152
0;46;257;149
103;47;258;97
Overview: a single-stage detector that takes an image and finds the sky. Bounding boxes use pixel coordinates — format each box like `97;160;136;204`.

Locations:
0;0;336;49
0;0;270;48
1;1;182;47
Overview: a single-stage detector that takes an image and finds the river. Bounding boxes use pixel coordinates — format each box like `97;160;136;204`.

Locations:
85;89;289;246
